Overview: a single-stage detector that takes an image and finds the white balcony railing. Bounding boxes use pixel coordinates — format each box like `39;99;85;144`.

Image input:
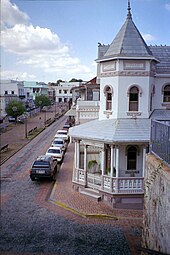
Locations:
73;168;144;194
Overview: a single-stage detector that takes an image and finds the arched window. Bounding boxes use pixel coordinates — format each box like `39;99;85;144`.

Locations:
163;85;170;102
127;146;137;170
105;86;112;110
129;86;139;111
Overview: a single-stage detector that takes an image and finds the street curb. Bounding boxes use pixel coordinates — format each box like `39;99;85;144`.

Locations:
49;181;118;220
49;199;118;220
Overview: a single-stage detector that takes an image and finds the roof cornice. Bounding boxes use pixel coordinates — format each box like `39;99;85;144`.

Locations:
95;56;160;63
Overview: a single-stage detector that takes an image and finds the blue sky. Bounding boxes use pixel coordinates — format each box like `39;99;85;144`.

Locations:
1;0;170;83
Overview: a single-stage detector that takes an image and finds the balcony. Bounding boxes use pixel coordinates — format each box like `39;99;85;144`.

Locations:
76;100;100;124
73;168;144;195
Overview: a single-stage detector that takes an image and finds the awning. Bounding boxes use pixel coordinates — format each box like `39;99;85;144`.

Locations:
65;108;76;116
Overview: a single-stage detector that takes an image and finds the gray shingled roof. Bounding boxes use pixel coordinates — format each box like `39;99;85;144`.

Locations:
149;46;170;74
100;13;153;60
69;118;150;143
96;9;162;62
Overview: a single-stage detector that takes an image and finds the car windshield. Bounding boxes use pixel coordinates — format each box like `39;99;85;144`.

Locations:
54;141;63;145
57;131;67;135
33;161;49;167
48;149;60;154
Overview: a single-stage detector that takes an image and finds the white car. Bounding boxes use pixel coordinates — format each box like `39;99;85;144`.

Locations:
46;147;63;163
54;129;68;141
51;138;67;151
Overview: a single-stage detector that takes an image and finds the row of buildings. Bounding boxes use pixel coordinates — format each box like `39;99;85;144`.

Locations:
0;80;84;117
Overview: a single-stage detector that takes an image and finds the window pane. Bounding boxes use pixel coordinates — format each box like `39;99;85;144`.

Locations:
129;102;138;111
130;93;138;101
107;93;112;100
106;101;112;110
163;85;170;102
127;146;137;170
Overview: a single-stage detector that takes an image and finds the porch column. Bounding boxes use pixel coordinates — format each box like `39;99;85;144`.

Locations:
76;140;80;169
142;147;146;178
84;144;88;187
101;148;105;190
115;146;119;193
110;145;114;177
115;146;119;178
74;141;77;181
110;145;114;192
113;147;116;169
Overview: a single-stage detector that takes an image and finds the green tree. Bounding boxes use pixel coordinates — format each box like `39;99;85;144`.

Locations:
5;100;26;117
69;78;83;82
56;79;63;85
34;95;51;110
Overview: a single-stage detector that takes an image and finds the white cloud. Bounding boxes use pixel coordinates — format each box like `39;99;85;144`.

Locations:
165;3;170;11
1;70;36;81
1;24;68;54
1;0;95;82
142;33;156;42
1;0;29;28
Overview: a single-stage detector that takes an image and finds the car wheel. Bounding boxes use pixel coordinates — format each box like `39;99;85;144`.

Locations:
51;175;56;181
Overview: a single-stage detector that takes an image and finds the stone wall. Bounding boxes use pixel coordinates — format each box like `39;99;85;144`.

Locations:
142;154;170;254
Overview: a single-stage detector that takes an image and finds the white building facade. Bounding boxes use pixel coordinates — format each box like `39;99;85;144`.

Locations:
53;81;83;104
69;3;170;209
0;80;25;116
24;81;49;101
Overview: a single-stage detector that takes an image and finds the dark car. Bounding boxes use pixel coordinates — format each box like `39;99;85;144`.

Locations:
63;123;71;130
8;116;16;122
30;155;57;181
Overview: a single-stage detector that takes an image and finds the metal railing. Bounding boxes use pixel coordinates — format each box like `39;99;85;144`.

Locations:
151;119;170;165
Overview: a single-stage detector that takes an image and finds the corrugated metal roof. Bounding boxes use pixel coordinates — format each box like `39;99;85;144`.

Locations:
69;118;150;143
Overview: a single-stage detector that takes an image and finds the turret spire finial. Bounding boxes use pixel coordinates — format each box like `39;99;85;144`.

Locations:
127;0;132;19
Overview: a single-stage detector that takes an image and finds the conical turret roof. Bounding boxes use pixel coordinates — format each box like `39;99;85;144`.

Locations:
98;2;154;61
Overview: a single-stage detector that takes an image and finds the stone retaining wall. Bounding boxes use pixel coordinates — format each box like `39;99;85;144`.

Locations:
142;154;170;254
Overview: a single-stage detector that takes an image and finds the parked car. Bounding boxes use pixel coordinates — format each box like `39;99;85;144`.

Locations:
17;115;26;124
63;123;71;130
54;129;69;141
46;147;63;163
51;138;67;151
30;155;57;181
8;116;16;122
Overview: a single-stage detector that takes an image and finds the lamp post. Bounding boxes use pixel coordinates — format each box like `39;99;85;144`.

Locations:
12;106;17;125
43;106;47;127
24;113;28;138
54;95;57;119
38;100;42;112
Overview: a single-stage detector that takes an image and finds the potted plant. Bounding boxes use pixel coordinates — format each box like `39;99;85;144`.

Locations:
88;160;98;173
